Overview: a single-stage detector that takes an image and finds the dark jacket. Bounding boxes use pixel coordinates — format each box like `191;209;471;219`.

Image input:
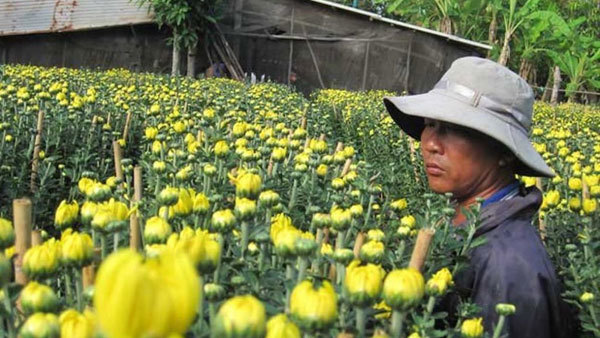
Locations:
452;186;573;337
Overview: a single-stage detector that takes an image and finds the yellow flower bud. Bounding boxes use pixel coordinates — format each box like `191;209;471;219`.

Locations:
193;192;210;214
266;314;300;338
23;239;61;280
235;172;262;198
316;164;328;177
0;218;15;249
59;309;96;338
153;160;167;173
145;126;158;140
331;207;352;230
390;198;407;211
20;281;60;314
331;177;346;190
144;216;172;244
401;215;416;228
54;200;79;230
80;201;98;225
461;318;484;338
568;197;581;212
290;280;337;331
235;198;257;220
158;187;180;206
580;292;594;303
61;231;94;267
582;198;597;215
350;204;364;218
367;229;385;242
20;313;60;338
211;209;237;233
544;190;560;208
172;121;186;133
568;177;583;191
213;295;266;338
259;190;280;208
311;213;331;228
271;147;287;162
85;182;111;202
78;177;95;195
91;198;129;233
214;140;230;157
94;250;200;337
172;188;193;217
359;240;385;264
344;260;385;306
382;268;425;310
495;303;516;316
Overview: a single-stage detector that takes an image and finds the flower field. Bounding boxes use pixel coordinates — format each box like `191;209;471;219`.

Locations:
0;64;598;337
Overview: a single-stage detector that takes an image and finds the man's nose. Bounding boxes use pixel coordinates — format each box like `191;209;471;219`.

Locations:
421;129;442;155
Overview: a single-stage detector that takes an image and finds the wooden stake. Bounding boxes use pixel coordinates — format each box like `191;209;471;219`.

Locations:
582;178;590;200
82;265;95;288
352;231;365;258
301;117;307;129
319;133;326;142
341;159;352;176
335;142;344;152
30;110;45;193
267;159;274;177
408;228;435;272
536;178;546;239
122;110;133;143
130;166;142;250
31;230;42;247
112;141;124;181
13;198;32;285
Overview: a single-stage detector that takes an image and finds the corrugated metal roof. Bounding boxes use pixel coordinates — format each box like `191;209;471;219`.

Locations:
308;0;491;50
0;0;154;36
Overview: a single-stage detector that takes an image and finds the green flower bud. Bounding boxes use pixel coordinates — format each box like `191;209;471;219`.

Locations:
495;303;516;316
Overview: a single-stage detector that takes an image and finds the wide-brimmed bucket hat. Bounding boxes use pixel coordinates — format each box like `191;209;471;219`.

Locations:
383;56;554;177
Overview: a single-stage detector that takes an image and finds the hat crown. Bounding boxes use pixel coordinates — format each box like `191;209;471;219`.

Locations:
439;57;534;130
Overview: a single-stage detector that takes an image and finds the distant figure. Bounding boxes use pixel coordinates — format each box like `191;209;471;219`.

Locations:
205;63;227;78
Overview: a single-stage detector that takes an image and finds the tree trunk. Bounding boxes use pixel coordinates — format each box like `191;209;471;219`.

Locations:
519;58;534;83
187;45;196;78
439;16;453;35
498;32;511;66
541;66;553;102
171;37;180;76
550;65;561;106
487;11;497;58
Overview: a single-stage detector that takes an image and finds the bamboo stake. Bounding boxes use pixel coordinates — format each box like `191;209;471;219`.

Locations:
536;178;546;239
301;117;307;129
582;178;590;200
267;159;274;177
335;142;344;152
112;141;124;182
31;230;42;247
82;265;95;288
30;110;45;193
13;198;32;285
122;110;133;143
352;231;365;258
319;133;326;142
130;166;143;250
408;228;435;271
341;159;352;176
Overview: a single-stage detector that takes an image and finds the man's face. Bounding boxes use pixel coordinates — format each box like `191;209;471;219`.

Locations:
420;118;503;200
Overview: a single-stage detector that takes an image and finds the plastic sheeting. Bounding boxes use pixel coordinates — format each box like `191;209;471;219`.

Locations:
220;0;484;95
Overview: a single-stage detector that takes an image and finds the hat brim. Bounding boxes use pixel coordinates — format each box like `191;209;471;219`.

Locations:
383;92;555;178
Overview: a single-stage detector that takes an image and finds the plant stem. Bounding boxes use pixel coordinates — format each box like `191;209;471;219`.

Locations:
356;307;367;338
197;275;205;333
241;221;249;259
100;234;107;260
297;256;308;283
65;272;73;306
492;315;506;338
391;310;406;338
2;285;15;338
288;179;298;210
74;268;83;311
213;234;224;283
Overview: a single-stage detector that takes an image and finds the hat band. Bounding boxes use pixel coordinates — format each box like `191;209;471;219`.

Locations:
432;79;530;133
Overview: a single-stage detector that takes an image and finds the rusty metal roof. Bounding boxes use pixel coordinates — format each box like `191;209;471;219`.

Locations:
0;0;154;36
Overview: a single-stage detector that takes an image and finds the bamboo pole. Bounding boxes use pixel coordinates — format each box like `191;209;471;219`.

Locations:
129;166;142;250
31;230;42;247
335;142;344;153
352;231;365;258
112;141;124;182
30;110;45;193
82;265;95;289
267;159;274;177
341;159;352;176
122;110;133;143
13;198;32;284
408;228;435;271
301;117;307;129
536;178;546;239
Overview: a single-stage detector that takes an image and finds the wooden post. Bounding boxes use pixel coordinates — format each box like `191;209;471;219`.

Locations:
129;166;142;250
112;141;124;181
341;159;352;176
31;230;42;247
582;178;590;200
30;110;45;193
13;198;32;284
408;228;435;272
267;159;274;177
536;178;546;239
352;232;365;258
82;265;95;289
319;133;326;142
335;142;344;153
122;110;133;144
300;117;307;129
